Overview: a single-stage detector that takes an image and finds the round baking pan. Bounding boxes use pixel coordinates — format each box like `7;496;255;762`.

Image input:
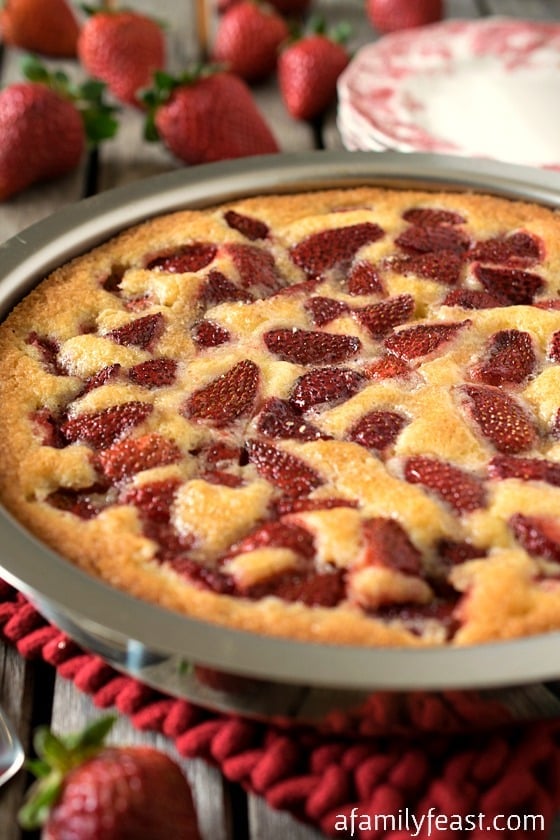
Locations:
2;150;560;733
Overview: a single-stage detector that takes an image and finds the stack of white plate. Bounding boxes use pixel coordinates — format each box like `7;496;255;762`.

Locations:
337;17;560;170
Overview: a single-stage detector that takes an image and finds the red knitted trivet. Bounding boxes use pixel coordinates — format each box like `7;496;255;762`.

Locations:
2;577;560;840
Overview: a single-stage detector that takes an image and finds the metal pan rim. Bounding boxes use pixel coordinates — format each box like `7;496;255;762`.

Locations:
2;149;560;692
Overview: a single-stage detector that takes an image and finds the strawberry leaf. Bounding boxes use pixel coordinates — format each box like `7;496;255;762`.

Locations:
33;727;71;767
25;758;51;779
81;106;119;144
21;54;50;83
64;714;116;751
153;69;176;95
18;771;64;830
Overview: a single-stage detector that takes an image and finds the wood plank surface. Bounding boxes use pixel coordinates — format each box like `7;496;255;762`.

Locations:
2;1;560;838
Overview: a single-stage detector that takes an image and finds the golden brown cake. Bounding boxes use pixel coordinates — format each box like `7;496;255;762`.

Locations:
1;186;560;647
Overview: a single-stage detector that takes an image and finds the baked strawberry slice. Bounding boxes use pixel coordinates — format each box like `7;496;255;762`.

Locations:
552;409;560;440
404;456;486;514
246;439;322;496
364;355;411;380
83;363;122;392
46;485;109;519
264;328;361;365
488;455;560;487
200;269;253;306
289;367;366;412
128;358;177;388
361;517;422;576
354;294;414;339
442;288;504;309
548;331;560;362
460;384;537;454
97;433;181;482
196;442;243;485
535;299;560;311
470;329;536;386
474;265;545;304
225;243;285;296
402;208;465;226
31;408;66;448
348;409;408;452
61;402;153;449
120;477;182;522
146;242;217;273
192;320;230;348
510;513;560;563
395;225;470;255
374;599;459;641
387;251;463;286
274;277;322;298
436;538;485;568
256;398;326;441
202;441;242;466
468;231;542;265
385;320;470;361
304;296;349;326
124;295;154;312
274;496;358;515
106;312;165;351
200;470;243;487
347;260;383;295
26;332;66;375
290;222;385;276
101;267;125;293
224;209;269;241
128;356;177;388
183;359;259;427
245;568;346;607
170;554;234;594
227;519;315;559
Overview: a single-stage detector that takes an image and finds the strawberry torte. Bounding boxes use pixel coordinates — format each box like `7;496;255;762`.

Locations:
1;186;560;647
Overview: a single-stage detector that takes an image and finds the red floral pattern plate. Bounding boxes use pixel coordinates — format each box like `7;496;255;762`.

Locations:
337;18;560;169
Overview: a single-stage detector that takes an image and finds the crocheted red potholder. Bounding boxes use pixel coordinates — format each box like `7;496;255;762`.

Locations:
1;578;559;839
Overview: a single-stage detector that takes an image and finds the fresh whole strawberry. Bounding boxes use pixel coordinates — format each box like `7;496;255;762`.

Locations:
0;83;83;201
0;0;80;56
78;7;165;106
366;0;443;33
143;69;279;164
278;21;350;121
269;0;311;14
213;1;289;83
19;716;201;839
0;58;117;201
218;0;310;16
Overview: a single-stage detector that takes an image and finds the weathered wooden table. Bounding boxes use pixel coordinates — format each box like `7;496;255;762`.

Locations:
2;0;560;836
